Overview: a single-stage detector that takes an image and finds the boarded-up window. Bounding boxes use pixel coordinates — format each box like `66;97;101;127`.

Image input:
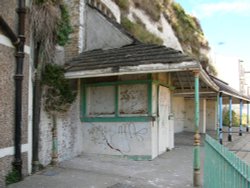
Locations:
87;86;115;116
119;84;148;115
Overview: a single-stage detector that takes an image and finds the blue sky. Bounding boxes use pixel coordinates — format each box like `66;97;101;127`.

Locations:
175;0;250;62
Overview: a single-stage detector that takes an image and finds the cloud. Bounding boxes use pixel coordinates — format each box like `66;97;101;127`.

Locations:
193;1;250;18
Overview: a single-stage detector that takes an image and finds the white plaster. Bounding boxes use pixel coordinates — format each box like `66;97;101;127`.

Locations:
0;144;29;158
206;99;217;130
151;121;158;159
27;39;34;174
0;34;30;54
101;0;121;23
82;122;151;156
173;97;185;133
79;0;85;53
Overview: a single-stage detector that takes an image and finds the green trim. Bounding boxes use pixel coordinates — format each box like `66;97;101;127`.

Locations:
81;116;154;122
148;83;152;116
147;73;152;80
115;85;119;118
80;80;86;118
80;78;157;122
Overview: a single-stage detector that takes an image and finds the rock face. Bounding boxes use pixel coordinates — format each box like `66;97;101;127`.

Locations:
97;0;215;74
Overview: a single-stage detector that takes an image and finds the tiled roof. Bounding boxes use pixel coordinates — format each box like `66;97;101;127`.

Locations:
210;75;250;101
65;43;194;72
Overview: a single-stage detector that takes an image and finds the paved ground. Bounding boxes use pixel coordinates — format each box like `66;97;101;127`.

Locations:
9;132;204;188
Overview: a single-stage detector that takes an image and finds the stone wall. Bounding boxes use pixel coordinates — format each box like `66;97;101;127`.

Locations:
0;0;31;186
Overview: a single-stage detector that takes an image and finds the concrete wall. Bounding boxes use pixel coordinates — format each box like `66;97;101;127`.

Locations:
82;122;152;157
0;0;32;186
173;97;185;133
84;5;133;51
184;98;217;133
206;99;217;131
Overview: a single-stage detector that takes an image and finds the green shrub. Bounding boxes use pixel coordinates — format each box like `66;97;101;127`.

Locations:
113;0;130;11
42;64;76;113
5;169;21;185
56;4;73;46
121;17;163;45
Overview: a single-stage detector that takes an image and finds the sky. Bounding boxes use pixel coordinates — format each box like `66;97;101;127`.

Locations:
175;0;250;63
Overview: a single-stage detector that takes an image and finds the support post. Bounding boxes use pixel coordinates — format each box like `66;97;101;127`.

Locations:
219;92;223;144
202;99;206;134
228;96;232;141
193;71;201;187
239;99;243;136
216;94;220;140
247;102;249;132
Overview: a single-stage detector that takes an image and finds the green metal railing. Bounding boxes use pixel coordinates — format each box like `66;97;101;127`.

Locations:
204;134;250;188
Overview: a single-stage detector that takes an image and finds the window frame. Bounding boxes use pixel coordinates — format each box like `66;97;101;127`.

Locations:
80;79;153;122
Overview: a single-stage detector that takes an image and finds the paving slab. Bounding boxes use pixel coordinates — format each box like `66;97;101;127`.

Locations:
8;132;204;188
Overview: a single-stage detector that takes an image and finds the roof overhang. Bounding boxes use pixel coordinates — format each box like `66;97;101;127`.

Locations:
65;60;200;79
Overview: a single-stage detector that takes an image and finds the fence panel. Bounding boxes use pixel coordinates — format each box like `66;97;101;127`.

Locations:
204;134;250;188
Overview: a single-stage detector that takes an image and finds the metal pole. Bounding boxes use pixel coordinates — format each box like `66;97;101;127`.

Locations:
247;102;249;132
13;0;26;179
228;96;232;141
216;94;220;140
239;99;243;136
219;92;223;144
193;71;201;187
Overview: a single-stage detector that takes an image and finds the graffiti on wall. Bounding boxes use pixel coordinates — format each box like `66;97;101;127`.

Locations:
87;122;148;154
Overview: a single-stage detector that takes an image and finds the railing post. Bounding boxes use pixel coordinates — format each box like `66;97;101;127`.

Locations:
228;96;232;141
193;71;201;187
219;92;223;144
239;99;243;136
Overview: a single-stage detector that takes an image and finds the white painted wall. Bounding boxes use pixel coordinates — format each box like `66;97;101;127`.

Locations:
206;99;217;130
39;84;84;166
184;98;217;133
101;0;121;23
172;96;185;133
82;122;152;156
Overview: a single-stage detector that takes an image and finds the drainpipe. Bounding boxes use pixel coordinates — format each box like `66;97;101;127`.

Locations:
13;0;26;179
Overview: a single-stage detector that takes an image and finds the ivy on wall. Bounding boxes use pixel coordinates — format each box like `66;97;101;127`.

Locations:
42;63;76;114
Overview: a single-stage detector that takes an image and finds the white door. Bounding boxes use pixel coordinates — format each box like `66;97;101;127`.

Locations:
158;86;171;154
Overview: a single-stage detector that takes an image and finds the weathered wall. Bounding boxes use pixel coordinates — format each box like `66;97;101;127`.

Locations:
184;99;201;132
63;0;83;61
84;5;133;51
151;74;174;157
173;97;185;133
39;83;83;166
184;98;217;133
82;122;151;157
206;99;217;130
